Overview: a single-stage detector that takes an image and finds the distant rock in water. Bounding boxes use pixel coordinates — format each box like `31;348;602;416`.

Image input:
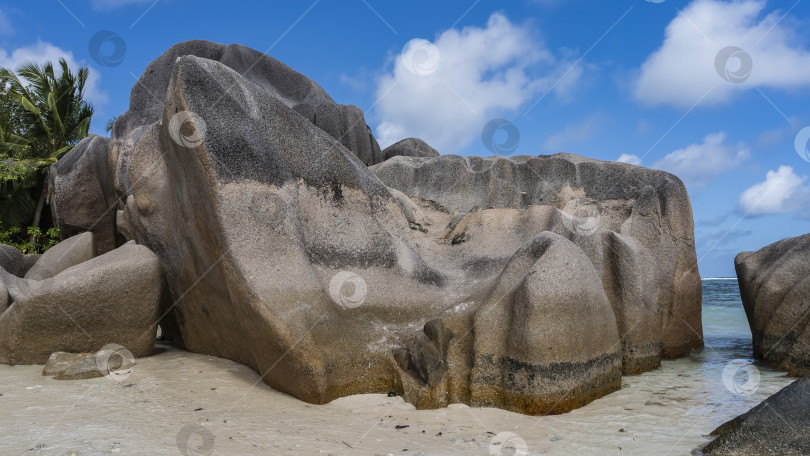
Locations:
736;233;810;376
33;40;703;415
701;373;810;455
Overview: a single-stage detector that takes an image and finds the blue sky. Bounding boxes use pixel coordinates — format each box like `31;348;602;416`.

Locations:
1;0;809;277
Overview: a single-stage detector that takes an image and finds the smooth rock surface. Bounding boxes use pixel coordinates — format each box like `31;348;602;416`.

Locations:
0;241;163;364
49;136;120;255
702;373;810;455
23;232;94;281
736;233;810;376
99;42;703;415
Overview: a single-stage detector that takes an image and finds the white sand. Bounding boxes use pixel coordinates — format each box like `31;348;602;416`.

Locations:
0;344;793;456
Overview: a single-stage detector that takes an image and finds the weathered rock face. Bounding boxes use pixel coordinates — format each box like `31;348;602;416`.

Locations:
702;373;810;455
0;239;163;364
371;153;703;369
735;234;810;376
49;136;120;255
381;138;440;162
83;40;704;415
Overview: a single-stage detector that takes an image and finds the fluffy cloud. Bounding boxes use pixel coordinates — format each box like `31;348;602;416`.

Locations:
0;41;108;107
652;132;749;187
739;166;810;216
635;0;810;108
375;13;582;152
616;154;642;166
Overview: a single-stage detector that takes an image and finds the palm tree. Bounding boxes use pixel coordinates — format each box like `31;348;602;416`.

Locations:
0;58;94;231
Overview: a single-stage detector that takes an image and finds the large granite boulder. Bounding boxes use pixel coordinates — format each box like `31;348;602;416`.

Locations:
0;239;163;364
49;136;120;255
702;373;810;455
381;137;440;162
735;234;810;376
371;153;703;369
87;41;703;415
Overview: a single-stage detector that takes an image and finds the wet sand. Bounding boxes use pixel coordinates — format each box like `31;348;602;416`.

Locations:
0;343;793;455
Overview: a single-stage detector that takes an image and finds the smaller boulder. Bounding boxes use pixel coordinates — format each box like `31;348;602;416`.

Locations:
42;348;135;381
381;138;440;162
735;233;810;376
0;240;163;364
701;373;810;455
24;232;95;281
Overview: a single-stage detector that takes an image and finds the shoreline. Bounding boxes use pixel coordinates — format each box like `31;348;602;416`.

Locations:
1;343;792;456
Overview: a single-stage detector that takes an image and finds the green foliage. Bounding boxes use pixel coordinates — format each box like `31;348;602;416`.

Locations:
0;58;94;161
0;225;60;254
0;58;94;232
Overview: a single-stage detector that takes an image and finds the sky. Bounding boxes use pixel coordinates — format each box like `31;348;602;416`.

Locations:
0;0;809;277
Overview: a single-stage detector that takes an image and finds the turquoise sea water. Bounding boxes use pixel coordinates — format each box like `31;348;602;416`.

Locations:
701;278;756;351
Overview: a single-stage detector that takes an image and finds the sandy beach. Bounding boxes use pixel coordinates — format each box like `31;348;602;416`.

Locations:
0;342;792;456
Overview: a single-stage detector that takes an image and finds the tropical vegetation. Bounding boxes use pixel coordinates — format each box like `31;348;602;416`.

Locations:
0;58;94;253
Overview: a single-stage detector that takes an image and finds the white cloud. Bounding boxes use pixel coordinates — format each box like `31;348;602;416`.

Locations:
543;115;601;152
652;132;749;187
617;154;642;166
634;0;810;108
92;0;154;10
375;13;582;152
739;166;810;215
0;41;108;107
